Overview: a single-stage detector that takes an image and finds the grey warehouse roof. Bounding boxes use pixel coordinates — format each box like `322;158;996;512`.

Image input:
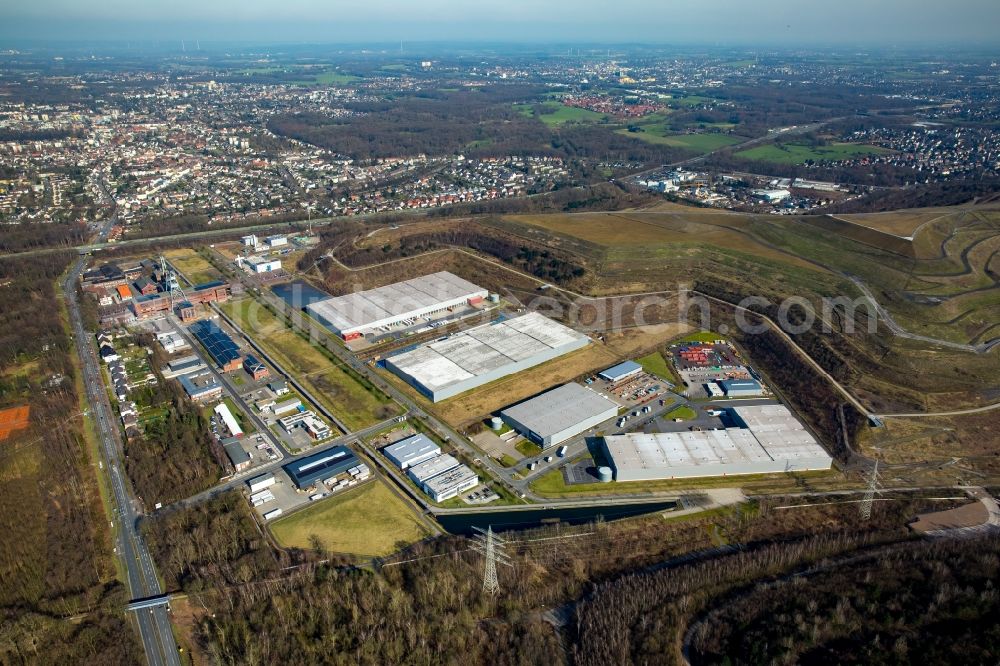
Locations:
408;454;460;485
306;271;486;334
386;312;590;399
501;383;618;440
383;434;440;468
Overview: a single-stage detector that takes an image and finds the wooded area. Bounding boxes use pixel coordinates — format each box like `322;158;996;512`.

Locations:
0;253;140;664
143;470;961;666
689;536;1000;665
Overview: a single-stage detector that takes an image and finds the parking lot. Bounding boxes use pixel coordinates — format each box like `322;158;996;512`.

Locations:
248;462;373;521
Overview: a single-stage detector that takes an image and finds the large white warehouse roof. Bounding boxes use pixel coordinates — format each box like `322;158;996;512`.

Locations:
306;271;486;337
385;312;590;402
602;404;831;481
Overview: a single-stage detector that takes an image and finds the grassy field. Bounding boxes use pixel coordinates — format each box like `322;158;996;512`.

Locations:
513;101;608;126
834;209;960;237
501;210;825;276
673;95;716;107
618;130;742;152
163;249;223;285
220;297;399;431
735;141;890;164
310;71;360;85
637;351;681;385
675;331;726;344
269;480;428;556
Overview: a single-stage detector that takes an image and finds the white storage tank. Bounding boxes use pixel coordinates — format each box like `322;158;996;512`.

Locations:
597;466;613;483
490;416;504;430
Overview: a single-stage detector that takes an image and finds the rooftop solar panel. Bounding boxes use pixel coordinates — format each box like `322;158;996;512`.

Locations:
191;320;241;366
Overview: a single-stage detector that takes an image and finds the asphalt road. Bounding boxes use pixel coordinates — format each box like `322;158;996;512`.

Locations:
64;257;181;666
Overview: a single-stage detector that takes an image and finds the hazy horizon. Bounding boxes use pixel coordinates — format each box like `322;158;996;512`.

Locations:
3;0;1000;47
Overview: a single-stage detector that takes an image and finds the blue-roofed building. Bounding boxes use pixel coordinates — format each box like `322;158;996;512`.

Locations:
718;378;764;397
191;319;242;372
599;360;644;383
283;446;359;489
243;354;269;380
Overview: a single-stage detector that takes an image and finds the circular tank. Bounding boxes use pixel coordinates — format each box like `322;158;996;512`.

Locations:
597;466;613;483
490;416;504;430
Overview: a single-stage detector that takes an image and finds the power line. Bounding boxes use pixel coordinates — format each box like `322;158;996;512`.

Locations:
471;526;511;597
861;460;881;520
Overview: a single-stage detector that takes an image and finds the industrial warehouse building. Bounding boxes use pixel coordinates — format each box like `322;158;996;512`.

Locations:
383;434;441;470
404;453;480;502
305;271;488;340
501;383;618;447
243;255;282;274
718;378;764;397
598;360;643;383
283;446;358;489
161;354;206;379
601;404;832;481
223;439;251;472
408;454;461;486
423;466;479;502
178;371;223;402
190;319;242;372
213;402;243;438
385;312;591;402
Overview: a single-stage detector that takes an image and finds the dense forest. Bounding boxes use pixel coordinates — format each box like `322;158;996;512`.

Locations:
143;492;282;593
0;253;140;664
0;220;89;254
688;536;1000;665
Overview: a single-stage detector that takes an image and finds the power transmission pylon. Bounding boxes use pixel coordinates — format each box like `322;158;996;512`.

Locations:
471;526;511;597
860;460;880;520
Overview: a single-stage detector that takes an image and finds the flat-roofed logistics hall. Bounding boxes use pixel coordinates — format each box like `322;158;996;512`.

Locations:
383;433;441;470
601;404;832;482
306;271;488;340
384;312;591;402
283;445;359;489
501;383;619;447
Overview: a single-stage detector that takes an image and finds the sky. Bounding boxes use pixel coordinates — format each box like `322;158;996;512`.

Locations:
3;0;1000;46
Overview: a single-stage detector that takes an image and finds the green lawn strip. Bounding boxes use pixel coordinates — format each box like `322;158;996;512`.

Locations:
220;298;397;431
673;331;727;344
515;439;544;458
665;405;697;421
